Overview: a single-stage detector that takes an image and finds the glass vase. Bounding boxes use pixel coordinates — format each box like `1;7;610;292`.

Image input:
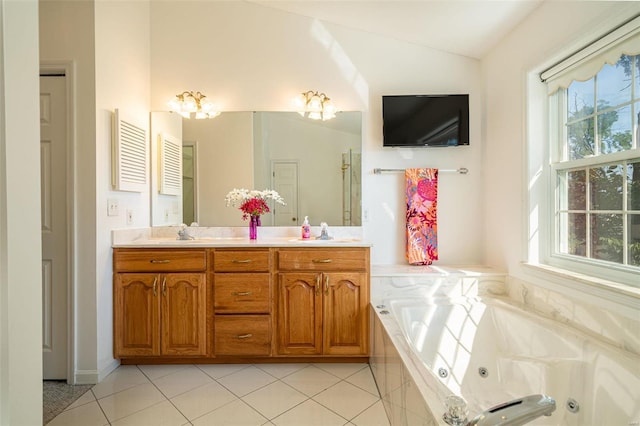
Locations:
249;215;259;240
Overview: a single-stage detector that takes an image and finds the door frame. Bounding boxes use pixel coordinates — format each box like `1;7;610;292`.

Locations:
182;140;198;225
40;61;76;384
270;160;299;226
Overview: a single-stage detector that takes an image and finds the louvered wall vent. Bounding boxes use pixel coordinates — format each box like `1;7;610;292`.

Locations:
158;133;182;196
112;109;148;192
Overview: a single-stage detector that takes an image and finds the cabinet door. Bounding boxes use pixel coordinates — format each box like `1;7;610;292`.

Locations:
114;273;160;357
161;273;207;356
277;273;322;355
323;272;369;355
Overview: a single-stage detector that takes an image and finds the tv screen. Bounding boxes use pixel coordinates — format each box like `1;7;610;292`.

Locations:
382;94;469;147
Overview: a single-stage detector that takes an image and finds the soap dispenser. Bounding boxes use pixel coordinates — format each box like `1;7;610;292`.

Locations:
301;216;311;239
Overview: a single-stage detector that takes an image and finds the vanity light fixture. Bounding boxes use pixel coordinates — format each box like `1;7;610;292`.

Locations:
295;90;336;121
168;90;220;119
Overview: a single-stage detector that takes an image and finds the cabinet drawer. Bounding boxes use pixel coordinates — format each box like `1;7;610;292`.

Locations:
213;249;270;272
215;315;271;356
277;248;367;271
114;249;206;272
214;274;270;314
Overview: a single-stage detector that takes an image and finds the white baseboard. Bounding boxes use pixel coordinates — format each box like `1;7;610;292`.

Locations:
74;370;99;385
74;359;120;384
98;359;120;382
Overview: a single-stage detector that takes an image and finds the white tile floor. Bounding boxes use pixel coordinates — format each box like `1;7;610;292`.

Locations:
47;363;391;426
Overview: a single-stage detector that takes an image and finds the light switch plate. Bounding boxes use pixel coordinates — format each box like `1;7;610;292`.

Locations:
107;198;119;216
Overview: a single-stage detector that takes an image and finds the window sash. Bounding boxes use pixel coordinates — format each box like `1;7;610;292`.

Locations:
548;52;640;280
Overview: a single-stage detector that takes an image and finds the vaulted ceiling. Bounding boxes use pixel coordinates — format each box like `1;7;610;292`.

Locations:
248;0;544;59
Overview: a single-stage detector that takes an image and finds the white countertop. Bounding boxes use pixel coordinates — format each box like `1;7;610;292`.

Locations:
113;236;371;248
112;226;371;248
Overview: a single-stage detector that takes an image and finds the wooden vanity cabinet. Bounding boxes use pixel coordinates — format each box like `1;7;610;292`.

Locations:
113;249;208;358
212;249;273;356
113;245;369;363
276;248;369;357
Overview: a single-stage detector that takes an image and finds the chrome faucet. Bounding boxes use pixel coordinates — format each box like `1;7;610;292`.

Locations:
317;222;331;240
176;224;195;240
444;394;556;426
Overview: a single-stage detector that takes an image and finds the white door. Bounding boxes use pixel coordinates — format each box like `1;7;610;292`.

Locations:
272;161;298;226
40;75;68;380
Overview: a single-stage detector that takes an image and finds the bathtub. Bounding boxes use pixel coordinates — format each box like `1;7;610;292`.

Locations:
371;292;640;425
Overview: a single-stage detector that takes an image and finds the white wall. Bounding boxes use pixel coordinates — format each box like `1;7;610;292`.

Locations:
94;0;151;379
482;3;640;294
40;0;151;383
39;0;99;384
0;0;43;423
150;1;484;264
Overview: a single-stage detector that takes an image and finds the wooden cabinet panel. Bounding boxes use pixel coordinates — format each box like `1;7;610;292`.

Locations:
213;249;270;272
277;273;323;355
277;249;367;271
323;272;369;355
214;273;270;314
215;315;271;356
161;273;207;356
114;268;208;358
114;249;206;272
114;273;160;357
275;248;370;357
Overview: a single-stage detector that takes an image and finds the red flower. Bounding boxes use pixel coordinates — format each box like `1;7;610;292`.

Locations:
239;198;270;220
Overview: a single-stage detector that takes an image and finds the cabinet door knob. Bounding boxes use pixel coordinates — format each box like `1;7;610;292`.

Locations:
312;259;332;263
232;291;252;296
237;333;253;339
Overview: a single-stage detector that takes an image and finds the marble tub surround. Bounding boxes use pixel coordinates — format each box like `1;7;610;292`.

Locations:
112;226;367;247
371;264;507;302
371;265;639;357
505;275;640;357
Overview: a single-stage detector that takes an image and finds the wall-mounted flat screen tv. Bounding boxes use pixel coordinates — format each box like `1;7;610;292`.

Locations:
382;94;469;147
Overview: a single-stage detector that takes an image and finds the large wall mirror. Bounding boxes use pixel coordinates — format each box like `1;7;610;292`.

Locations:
151;111;362;227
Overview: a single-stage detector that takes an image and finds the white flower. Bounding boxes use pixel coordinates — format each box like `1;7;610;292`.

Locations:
225;188;286;208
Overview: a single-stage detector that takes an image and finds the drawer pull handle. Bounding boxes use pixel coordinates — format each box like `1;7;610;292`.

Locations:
232;291;252;296
150;259;170;264
232;259;252;264
237;333;253;339
312;259;332;263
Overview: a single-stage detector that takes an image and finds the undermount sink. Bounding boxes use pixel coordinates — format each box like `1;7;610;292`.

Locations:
288;238;361;243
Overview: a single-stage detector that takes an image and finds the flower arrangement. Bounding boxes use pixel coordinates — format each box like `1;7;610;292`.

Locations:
225;188;286;220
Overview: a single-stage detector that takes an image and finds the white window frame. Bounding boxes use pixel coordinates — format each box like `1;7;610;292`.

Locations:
535;18;640;288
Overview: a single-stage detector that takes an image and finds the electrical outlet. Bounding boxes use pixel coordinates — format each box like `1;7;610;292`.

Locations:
107;198;119;216
126;209;133;225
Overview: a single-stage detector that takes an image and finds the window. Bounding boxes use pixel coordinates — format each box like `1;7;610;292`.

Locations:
548;52;640;281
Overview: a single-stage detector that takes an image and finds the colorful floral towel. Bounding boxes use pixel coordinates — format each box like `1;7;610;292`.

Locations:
405;168;438;265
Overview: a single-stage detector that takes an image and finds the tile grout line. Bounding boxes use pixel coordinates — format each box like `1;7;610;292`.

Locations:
136;365;202;425
90;387;113;426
